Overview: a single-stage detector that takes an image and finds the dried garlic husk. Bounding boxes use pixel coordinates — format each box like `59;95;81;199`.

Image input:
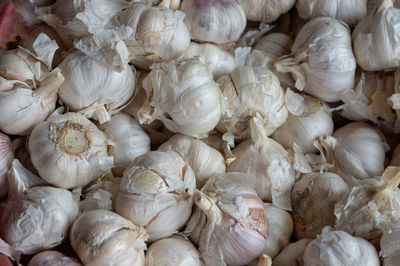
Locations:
145;235;202;266
70;210;148;266
116;151;196;241
389;68;400;133
185;173;268;266
236;0;295;23
138;58;221;138
291;172;348;239
180;0;246;44
380;222;400;266
0;160;79;255
28;112;114;189
0;133;13;199
158;134;226;188
102;112;150;176
13;0;53;27
276;17;356;102
353;0;400;71
28;251;82;266
273;239;312;266
304;227;380;266
391;144;400;166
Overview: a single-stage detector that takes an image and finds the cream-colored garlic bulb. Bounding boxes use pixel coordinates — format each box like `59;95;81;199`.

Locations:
185;173;268;266
237;0;295;22
391;144;400;166
217;65;287;139
28;251;82;266
296;0;368;26
180;0;246;44
28;112;113;189
292;172;348;239
0;133;13;199
272;92;334;154
116;151;196;241
70;210;148;266
145;235;202;266
183;42;235;79
102;112;150;176
58;51;136;124
276;17;356;102
138;58;221;138
158;134;226;188
304;227;380;266
0;160;79;255
273;239;312;266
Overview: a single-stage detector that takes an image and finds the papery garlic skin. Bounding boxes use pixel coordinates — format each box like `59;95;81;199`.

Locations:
237;0;295;22
180;0;246;44
13;0;53;27
304;227;380;266
116;151;196;241
70;210;148;266
145;235;202;266
28;251;82;266
368;0;400;13
158;134;226;188
273;239;312;266
0;133;13;198
102;112;150;176
29;112;113;189
380;223;400;266
138;58;221;138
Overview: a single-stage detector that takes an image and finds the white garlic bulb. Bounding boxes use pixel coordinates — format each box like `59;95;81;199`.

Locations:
304;227;380;266
273;239;312;266
276;17;356;102
217;65;287;139
391;143;400;166
185;173;268;266
102;112;151;176
368;0;400;13
158;134;226;188
70;210;148;266
296;0;368;26
28;112;114;189
292;172;348;239
236;0;295;22
58;51;136;124
0;160;79;255
145;235;202;266
116;151;196;241
28;251;82;266
138;58;221;138
0;133;13;199
353;0;400;71
254;33;293;59
180;0;246;44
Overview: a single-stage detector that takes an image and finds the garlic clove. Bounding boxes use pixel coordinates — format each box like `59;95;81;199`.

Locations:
28;251;82;266
272;239;312;266
0;133;13;199
237;0;295;23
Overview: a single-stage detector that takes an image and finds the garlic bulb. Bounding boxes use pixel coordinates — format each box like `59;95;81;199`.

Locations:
185;173;268;266
58;51;136;123
145;235;202;266
180;0;246;44
291;172;348;239
0;133;13;199
296;0;368;26
368;0;400;13
272;92;334;154
138;58;221;138
276;17;356;102
70;210;148;266
0;160;79;255
13;0;53;27
273;239;312;266
183;42;235;79
116;151;196;241
28;251;82;266
28;112;114;189
158;134;226;188
236;0;295;22
217;65;287;139
254;33;293;59
102;112;150;176
391;143;400;166
117;3;190;70
304;227;380;266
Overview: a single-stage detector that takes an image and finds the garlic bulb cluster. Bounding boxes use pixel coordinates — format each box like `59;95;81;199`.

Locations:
0;133;13;199
116;151;196;241
158;134;226;188
276;17;356;102
28;251;82;266
145;235;202;266
185;173;268;266
273;239;312;266
180;0;246;44
304;227;380;266
70;210;148;266
291;172;348;239
0;160;79;255
237;0;295;23
29;112;114;189
138;58;221;138
102;112;150;176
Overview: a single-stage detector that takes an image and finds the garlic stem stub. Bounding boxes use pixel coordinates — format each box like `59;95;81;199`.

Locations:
236;0;295;23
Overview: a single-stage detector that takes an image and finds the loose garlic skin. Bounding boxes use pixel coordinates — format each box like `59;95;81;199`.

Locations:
0;133;13;198
28;112;113;189
28;251;82;266
273;239;312;266
236;0;295;23
116;151;196;241
70;210;148;266
180;0;246;44
13;0;53;27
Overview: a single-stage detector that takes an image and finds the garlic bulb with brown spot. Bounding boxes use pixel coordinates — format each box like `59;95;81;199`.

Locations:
237;0;295;22
70;210;148;266
0;133;13;199
28;112;114;189
273;239;312;266
28;251;82;266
